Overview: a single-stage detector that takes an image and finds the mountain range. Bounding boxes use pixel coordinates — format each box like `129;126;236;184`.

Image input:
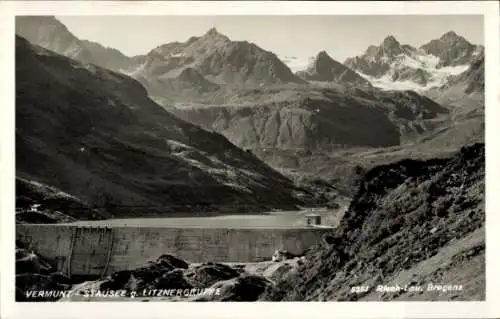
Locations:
134;27;305;85
16;35;315;217
426;52;485;109
344;32;483;91
14;15;485;211
14;16;486;302
16;16;483;95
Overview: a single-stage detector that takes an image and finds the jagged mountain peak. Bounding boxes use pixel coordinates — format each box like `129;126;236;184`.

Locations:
206;27;219;35
317;50;330;58
440;30;460;41
430;30;472;48
382;35;400;48
201;27;230;42
130;24;304;97
313;50;335;64
296;50;371;87
419;31;477;68
380;35;404;56
345;30;481;91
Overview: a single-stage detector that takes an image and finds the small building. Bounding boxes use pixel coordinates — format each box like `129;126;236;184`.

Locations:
305;213;322;226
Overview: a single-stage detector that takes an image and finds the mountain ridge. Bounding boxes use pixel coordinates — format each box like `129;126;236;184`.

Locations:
16;35;310;217
344;31;482;91
15;16;139;72
129;27;306;104
296;51;371;87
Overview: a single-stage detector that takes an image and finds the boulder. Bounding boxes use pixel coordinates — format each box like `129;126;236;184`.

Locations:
151;268;192;290
271;249;295;262
155;254;190;270
185;262;242;288
195;275;273;301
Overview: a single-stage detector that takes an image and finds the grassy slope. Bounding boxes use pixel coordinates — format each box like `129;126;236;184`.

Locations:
263;143;485;301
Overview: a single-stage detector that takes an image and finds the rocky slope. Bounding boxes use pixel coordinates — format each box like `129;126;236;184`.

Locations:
296;51;371;87
267;50;483;198
15;16;138;73
345;36;417;78
133;28;304;86
344;32;482;91
16;35;308;217
423;51;484;152
16;177;109;223
263;143;485;301
170;84;449;152
149;67;222;105
128;28;305;103
426;52;485;109
420;31;483;68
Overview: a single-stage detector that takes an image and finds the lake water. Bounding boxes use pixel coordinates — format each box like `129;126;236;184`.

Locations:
64;209;344;229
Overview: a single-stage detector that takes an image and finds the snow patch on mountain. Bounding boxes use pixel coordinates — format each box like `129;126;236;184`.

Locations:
279;55;313;73
345;32;480;92
353;52;469;92
359;62;469;92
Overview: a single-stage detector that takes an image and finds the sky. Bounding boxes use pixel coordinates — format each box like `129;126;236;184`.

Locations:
57;15;484;62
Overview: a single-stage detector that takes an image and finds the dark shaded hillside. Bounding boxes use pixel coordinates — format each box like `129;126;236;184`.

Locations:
15;36;306;217
263;143;485;301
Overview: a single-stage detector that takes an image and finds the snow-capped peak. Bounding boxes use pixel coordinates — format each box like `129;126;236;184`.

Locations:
344;32;480;92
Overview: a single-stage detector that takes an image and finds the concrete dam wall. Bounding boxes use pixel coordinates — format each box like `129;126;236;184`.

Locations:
16;224;331;277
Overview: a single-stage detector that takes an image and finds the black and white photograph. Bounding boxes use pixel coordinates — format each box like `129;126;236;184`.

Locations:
1;1;499;318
